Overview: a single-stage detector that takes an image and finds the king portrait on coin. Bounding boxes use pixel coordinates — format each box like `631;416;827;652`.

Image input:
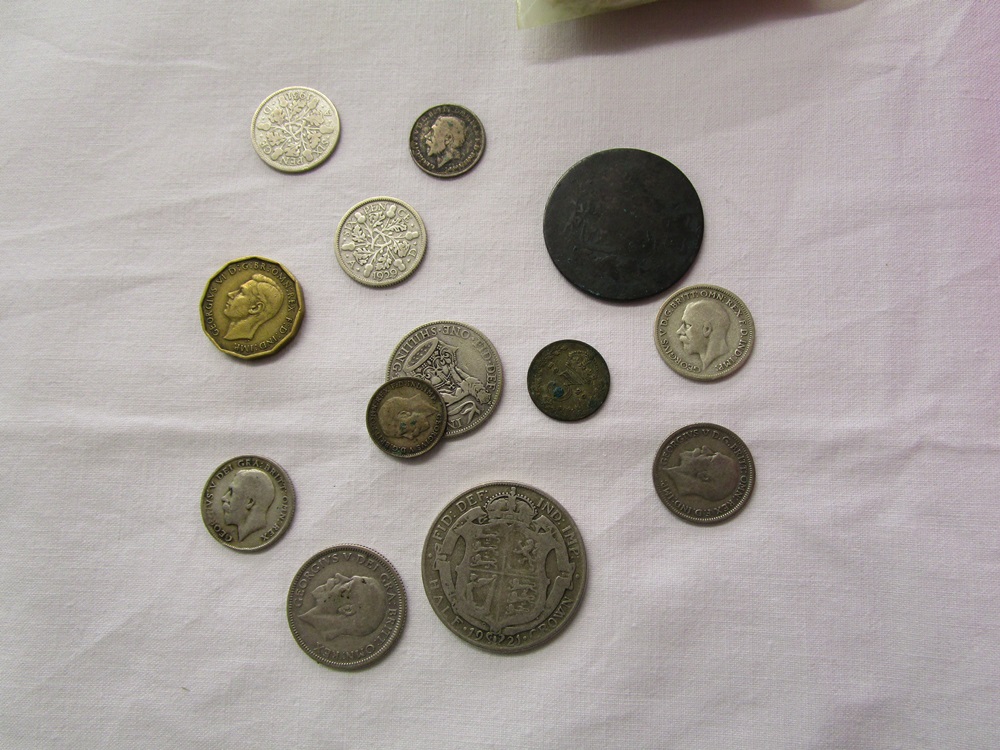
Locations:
287;545;407;670
655;285;755;381
201;456;295;551
200;257;304;360
409;104;485;178
366;377;447;458
422;482;586;653
653;424;756;524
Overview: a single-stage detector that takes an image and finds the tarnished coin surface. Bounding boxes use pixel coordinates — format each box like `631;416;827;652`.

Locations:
409;104;485;178
251;86;340;173
655;285;755;381
386;321;502;437
543;148;703;301
200;257;304;359
287;545;406;670
335;197;427;287
201;456;295;551
366;377;447;458
653;424;755;524
422;482;586;653
527;340;610;421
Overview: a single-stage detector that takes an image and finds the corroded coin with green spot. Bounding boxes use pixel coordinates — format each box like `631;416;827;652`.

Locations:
527;339;610;421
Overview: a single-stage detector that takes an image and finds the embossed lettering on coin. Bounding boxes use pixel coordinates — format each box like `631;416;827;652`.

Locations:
200;257;303;359
251;87;340;173
655;285;755;381
335;197;427;287
409;104;485;178
527;340;610;421
201;456;295;551
366;377;447;458
386;321;502;437
287;545;406;670
422;483;586;653
653;424;755;524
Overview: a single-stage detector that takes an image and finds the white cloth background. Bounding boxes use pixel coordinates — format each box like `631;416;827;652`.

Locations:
1;1;997;748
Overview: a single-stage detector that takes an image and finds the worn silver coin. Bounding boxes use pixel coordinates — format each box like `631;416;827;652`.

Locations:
335;197;427;287
386;321;502;437
287;545;407;670
366;377;447;458
201;456;295;551
251;86;340;173
655;285;755;381
422;482;586;653
409;104;485;178
653;424;755;524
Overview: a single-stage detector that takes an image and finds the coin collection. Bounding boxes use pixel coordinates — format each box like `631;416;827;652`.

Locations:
199;87;758;669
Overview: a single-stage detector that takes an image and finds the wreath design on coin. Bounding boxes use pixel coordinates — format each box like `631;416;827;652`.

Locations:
340;202;422;281
255;91;337;164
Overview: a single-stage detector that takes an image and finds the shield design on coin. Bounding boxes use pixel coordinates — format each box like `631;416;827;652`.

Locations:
435;488;575;634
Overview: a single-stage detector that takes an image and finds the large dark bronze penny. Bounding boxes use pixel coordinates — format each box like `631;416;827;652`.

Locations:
543;148;703;301
527;340;610;421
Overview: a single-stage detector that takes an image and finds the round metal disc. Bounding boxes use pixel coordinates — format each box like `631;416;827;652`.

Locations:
653;423;755;524
422;482;586;653
526;340;610;421
251;86;340;173
654;284;756;381
287;545;407;670
543;148;703;301
366;377;447;458
409;104;485;178
201;456;295;551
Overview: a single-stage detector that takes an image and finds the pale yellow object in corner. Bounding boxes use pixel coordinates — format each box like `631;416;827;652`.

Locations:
516;0;661;28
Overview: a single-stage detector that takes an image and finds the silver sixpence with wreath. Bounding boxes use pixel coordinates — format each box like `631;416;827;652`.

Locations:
335;197;427;287
251;87;340;173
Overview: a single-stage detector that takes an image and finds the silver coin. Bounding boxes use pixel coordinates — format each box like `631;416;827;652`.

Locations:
251;86;340;173
366;377;447;458
409;104;485;178
653;424;755;524
422;482;586;653
654;284;755;381
386;321;502;437
201;456;295;551
287;545;406;670
335;197;427;287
